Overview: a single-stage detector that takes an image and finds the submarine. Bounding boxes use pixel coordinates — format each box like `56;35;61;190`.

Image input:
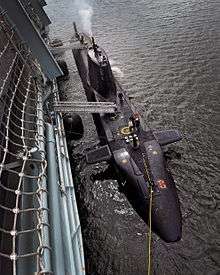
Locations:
71;24;182;243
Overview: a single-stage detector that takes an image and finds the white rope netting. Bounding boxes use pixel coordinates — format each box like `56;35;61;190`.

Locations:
0;13;51;275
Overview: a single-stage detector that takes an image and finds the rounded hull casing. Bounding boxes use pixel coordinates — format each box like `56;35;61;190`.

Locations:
113;148;182;243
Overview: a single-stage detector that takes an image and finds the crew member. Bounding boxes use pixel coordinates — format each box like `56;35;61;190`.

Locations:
118;92;123;103
132;134;140;149
128;119;134;132
133;113;140;130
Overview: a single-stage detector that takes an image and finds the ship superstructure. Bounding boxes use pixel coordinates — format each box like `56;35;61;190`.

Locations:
0;1;85;274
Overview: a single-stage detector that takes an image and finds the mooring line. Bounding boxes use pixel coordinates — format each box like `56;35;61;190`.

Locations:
143;155;153;275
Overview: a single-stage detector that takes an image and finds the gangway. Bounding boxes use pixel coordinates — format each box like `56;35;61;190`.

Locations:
54;101;117;114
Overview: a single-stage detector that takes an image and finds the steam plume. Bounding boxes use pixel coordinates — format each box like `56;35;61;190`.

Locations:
74;0;93;36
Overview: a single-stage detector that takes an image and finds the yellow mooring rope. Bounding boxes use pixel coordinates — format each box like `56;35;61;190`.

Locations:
148;185;153;275
143;156;153;275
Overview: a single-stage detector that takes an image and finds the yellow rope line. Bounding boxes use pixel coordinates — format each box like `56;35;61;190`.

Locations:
148;185;153;275
143;156;153;275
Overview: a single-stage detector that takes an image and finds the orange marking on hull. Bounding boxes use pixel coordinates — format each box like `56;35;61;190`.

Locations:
157;179;167;189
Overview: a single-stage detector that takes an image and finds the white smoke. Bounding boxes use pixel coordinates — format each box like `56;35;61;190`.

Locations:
74;0;93;36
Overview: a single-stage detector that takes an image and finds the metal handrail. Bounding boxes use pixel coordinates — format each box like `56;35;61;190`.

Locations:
54;100;117;114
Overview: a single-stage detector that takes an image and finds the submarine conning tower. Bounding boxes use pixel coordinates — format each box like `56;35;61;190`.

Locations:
88;38;117;101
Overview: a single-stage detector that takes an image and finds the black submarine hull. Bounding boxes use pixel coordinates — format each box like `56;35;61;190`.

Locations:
72;42;182;243
113;147;182;243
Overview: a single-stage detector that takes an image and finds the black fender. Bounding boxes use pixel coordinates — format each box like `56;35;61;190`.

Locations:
63;113;84;140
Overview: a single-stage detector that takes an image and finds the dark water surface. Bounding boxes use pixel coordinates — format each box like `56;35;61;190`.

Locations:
45;0;220;274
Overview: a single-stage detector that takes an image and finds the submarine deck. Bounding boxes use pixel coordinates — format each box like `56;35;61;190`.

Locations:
100;82;155;176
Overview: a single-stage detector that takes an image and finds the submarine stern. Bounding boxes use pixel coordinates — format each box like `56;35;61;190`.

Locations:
113;146;182;243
